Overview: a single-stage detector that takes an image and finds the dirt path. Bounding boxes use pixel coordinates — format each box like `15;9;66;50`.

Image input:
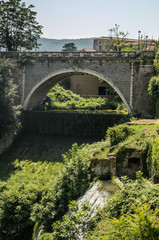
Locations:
126;119;159;125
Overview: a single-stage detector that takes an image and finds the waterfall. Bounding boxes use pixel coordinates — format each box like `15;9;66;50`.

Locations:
78;181;109;216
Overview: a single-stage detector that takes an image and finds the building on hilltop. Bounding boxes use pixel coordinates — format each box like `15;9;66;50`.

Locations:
93;36;155;51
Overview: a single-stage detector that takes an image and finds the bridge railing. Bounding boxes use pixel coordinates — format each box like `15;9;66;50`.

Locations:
0;50;155;59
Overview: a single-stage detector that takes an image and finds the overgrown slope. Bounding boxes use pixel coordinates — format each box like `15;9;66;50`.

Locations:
36;84;127;113
1;123;159;239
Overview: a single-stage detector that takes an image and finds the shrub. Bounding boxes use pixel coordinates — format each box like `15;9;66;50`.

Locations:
106;124;133;146
100;204;159;240
151;139;159;176
0;186;38;240
148;76;159;100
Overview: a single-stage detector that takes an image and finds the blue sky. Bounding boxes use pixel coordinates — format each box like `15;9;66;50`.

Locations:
24;0;159;40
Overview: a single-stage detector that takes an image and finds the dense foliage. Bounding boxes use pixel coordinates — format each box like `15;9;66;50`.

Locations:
87;174;159;240
0;0;43;51
0;160;63;239
0;58;21;137
31;124;159;239
31;143;97;232
36;84;126;112
1;122;159;239
148;76;159;100
106;124;134;146
39;201;95;240
0;140;105;239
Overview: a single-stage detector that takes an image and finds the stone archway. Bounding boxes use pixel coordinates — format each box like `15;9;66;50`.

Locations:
23;68;132;113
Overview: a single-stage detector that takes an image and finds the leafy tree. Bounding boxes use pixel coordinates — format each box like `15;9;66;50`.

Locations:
0;0;43;51
105;24;129;51
62;42;77;51
0;187;37;240
0;58;21;137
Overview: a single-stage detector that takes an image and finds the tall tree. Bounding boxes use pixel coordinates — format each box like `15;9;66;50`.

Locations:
0;0;43;51
62;42;77;51
107;24;129;51
0;58;21;137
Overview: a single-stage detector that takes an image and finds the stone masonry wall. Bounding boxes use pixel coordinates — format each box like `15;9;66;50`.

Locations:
0;53;154;114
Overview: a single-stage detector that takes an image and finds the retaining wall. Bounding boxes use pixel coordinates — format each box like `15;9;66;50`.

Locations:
23;111;125;138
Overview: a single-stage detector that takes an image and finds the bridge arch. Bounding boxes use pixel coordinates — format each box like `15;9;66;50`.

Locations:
23;68;132;113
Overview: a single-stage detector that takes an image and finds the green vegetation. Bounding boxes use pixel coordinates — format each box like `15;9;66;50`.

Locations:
1;122;159;239
151;139;159;176
87;174;159;240
36;84;127;113
34;121;159;239
84;123;159;239
0;138;106;239
0;0;43;51
148;42;159;116
95;123;159;178
39;200;95;240
106;124;134;146
62;42;77;51
0;160;63;240
124;42;138;51
0;58;21;137
107;24;129;51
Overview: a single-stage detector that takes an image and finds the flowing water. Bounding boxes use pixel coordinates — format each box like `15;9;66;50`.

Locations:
78;181;109;216
76;181;115;239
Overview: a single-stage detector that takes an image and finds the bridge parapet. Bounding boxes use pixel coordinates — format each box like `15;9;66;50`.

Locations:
0;50;155;60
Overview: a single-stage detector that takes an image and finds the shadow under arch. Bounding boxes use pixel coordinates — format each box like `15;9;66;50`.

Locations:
23;68;132;113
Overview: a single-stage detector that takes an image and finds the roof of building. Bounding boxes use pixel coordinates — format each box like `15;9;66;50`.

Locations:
81;48;96;52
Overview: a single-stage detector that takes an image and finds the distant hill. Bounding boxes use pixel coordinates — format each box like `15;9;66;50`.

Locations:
37;37;95;51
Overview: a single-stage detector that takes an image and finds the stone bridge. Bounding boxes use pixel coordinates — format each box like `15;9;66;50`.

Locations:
0;50;155;114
